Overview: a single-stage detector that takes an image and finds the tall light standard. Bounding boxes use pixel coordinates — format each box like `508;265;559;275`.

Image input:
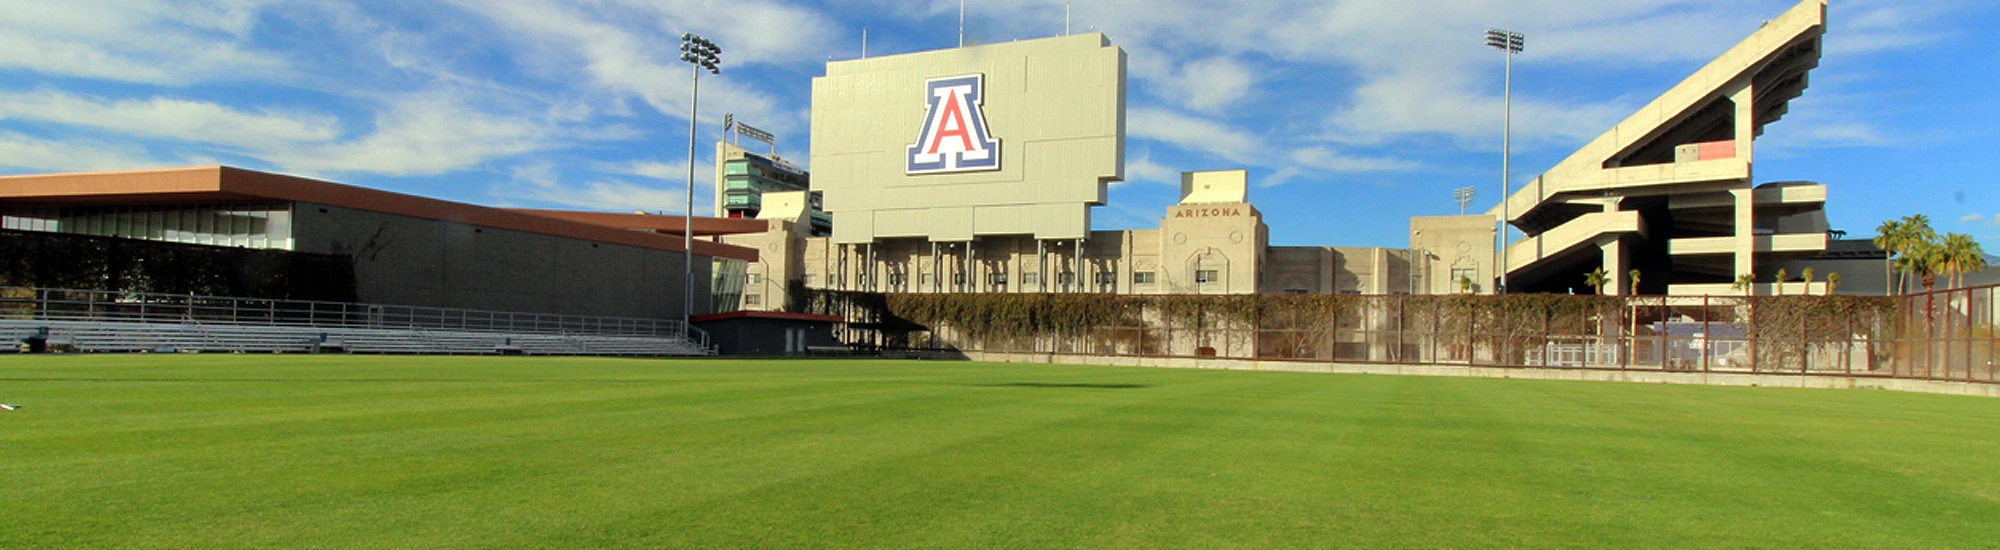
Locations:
679;33;720;334
1485;28;1523;294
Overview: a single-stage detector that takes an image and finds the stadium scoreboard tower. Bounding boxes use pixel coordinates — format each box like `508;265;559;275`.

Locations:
811;33;1126;245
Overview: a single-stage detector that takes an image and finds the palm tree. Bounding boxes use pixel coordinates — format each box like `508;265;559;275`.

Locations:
1825;272;1840;295
1875;218;1903;293
1875;215;1937;294
1774;268;1788;296
1732;273;1757;297
1910;240;1945;292
1801;267;1815;295
1628;269;1642;295
1938;233;1988;289
1584;267;1609;295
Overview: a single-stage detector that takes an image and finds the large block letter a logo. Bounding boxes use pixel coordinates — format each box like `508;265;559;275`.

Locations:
907;74;1001;174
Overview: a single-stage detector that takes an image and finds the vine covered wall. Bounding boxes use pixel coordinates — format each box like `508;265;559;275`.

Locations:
798;288;1915;375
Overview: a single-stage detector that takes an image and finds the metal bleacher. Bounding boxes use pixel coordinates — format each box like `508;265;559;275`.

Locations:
0;287;713;357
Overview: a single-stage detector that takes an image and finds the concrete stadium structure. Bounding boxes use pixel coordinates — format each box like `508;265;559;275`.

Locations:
3;0;1883;323
714;1;1858;308
1493;0;1832;296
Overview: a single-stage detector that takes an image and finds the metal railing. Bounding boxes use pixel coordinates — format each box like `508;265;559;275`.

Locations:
0;286;700;343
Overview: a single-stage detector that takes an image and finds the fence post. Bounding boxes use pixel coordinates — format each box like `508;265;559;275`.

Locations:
1701;295;1711;373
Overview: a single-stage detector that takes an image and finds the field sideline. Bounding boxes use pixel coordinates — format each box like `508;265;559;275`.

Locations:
4;355;1999;548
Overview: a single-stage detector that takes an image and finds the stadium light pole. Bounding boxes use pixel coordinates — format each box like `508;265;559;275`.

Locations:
1485;28;1523;295
680;33;720;335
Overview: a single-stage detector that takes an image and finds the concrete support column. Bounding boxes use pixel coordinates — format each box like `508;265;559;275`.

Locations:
1074;239;1086;293
1729;79;1756;164
1036;239;1047;293
1599;236;1628;296
1370;248;1390;295
1732;187;1757;290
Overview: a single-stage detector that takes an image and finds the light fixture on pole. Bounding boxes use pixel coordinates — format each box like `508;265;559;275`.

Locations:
1453;186;1476;215
1484;28;1523;294
679;33;720;335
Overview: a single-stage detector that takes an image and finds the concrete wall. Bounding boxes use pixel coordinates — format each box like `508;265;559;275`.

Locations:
292;202;708;319
813;33;1126;244
1411;215;1498;294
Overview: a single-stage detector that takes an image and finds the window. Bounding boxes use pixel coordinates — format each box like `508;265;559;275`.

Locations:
1095;271;1117;285
724;161;751;175
888;273;907;288
802;274;818;287
1059;272;1075;286
1023;272;1039;286
1196;269;1219;284
1132;272;1156;285
1285;289;1310;295
1450;268;1478;292
746;273;762;285
988;272;1008;285
744;294;761;305
953;273;966;286
920;272;935;287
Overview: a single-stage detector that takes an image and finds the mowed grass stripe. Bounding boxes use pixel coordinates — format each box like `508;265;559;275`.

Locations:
3;356;2000;548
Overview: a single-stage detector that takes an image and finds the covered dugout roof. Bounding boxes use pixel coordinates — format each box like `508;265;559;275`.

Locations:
0;166;760;262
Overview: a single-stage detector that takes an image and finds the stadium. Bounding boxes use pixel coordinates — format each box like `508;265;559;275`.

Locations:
0;0;1991;374
6;1;2000;546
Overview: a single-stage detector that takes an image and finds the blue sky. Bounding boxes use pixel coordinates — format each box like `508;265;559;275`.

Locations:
1;0;1994;251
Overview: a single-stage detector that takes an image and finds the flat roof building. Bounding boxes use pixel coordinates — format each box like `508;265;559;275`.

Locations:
0;166;760;320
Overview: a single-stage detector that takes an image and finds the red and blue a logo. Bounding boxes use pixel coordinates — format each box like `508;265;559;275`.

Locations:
907;74;1001;174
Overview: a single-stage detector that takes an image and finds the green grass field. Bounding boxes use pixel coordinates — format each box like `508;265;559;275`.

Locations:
4;356;2000;548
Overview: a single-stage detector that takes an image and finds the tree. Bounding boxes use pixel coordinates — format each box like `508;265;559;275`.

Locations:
1938;233;1987;289
1458;274;1474;294
1875;215;1936;294
1801;267;1814;295
1584;267;1609;295
1628;269;1642;295
1732;273;1757;297
1825;272;1840;295
1875;218;1902;293
1910;240;1945;292
1774;268;1788;296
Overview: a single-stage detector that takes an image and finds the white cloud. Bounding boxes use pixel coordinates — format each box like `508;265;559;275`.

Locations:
1121;154;1180;187
1828;0;1955;56
1157;56;1258;112
1962;214;1983;224
0;0;287;85
0;89;339;149
267;91;545;177
1288;147;1421;174
1126;107;1257;164
440;0;833;133
0;132;172;173
493;162;702;214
